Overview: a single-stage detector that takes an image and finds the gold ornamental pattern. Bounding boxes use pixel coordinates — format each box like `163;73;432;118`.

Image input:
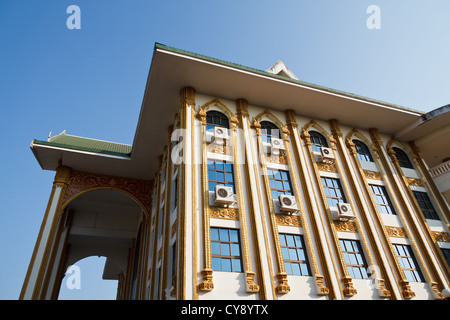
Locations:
61;170;153;215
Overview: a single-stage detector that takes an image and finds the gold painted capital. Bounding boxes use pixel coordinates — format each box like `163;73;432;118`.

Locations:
180;86;196;106
54;165;71;186
198;268;214;291
275;272;290;294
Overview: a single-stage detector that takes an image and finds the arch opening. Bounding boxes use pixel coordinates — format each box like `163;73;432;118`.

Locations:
56;189;145;300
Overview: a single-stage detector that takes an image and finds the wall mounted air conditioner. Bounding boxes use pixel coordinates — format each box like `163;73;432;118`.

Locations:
331;202;355;221
214;185;234;207
213;127;230;145
278;194;299;213
320;147;335;162
270;138;285;156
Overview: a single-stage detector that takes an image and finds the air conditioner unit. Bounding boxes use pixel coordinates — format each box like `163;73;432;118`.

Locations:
270;138;285;155
320;147;335;161
278;195;299;213
332;203;355;221
213;127;230;145
214;185;234;206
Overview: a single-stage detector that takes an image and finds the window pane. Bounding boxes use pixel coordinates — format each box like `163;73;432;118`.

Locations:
291;263;301;275
220;228;229;241
282;248;289;260
232;259;241;272
279;234;286;246
211;228;219;241
289;248;298;260
222;259;232;272
285;262;292;275
211;242;220;255
217;172;224;182
300;263;310;276
221;243;231;256
286;235;295;247
230;229;239;242
212;258;221;271
231;244;240;256
216;162;224;171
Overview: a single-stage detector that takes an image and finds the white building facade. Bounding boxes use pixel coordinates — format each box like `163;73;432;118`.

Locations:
21;44;450;300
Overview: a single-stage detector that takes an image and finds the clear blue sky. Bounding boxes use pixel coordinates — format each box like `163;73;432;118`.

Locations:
1;1;449;300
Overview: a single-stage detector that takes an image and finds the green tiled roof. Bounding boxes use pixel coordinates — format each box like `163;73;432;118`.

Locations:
33;132;132;156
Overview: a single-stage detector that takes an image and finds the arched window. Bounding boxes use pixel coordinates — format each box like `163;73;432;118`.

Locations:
353;139;373;162
206;110;229;133
393;147;414;169
308;131;328;153
260;121;281;143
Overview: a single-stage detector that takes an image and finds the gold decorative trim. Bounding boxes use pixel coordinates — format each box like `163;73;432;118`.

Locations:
266;154;287;165
61;170;152;217
275;214;301;227
431;231;450;243
252;115;291;294
385;226;407;238
334;220;357;233
286;111;331;297
209;206;239;220
207;144;232;155
403;177;424;187
317;162;337;173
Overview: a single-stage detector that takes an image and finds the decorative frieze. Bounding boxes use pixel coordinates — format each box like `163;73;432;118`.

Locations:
431;231;450;243
385;226;407;238
209;207;239;220
275;214;301;227
364;170;382;180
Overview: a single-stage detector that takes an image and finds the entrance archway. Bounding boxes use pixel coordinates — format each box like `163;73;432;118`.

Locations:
56;188;145;299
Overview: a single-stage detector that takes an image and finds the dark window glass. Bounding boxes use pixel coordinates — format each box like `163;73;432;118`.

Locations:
412;191;439;220
280;233;311;276
353;139;373;162
339;239;369;279
393;244;424;282
369;184;396;215
267;169;293;199
441;248;450;267
308;131;328;153
260;121;281;143
206;110;229;133
321;177;346;207
208;160;235;193
393;147;414;169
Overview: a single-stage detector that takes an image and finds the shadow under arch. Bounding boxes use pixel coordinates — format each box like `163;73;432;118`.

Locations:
56;188;146;300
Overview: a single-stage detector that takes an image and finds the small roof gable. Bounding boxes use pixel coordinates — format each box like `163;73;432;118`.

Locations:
266;60;299;80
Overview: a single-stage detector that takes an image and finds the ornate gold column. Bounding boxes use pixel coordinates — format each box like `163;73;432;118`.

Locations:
300;121;357;297
251;115;290;294
285;110;331;297
235;99;265;294
330;121;392;298
177;86;196;299
385;136;446;298
20;163;71;299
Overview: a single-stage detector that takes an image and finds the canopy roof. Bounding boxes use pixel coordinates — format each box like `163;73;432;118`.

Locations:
32;43;443;180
